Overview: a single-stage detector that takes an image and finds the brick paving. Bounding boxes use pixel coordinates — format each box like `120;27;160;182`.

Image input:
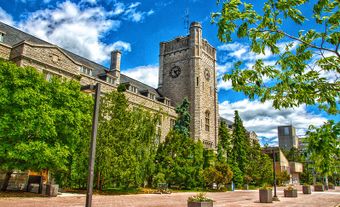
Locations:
0;186;339;207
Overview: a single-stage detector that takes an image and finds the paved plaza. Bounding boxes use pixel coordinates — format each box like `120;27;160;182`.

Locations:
0;186;339;207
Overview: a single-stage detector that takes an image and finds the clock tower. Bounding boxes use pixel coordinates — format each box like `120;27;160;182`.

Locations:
158;22;218;149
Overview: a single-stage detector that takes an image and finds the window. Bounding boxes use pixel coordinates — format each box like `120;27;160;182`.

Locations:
44;71;53;81
149;93;156;100
205;110;210;132
106;76;115;84
129;85;138;93
284;127;290;136
0;33;4;42
165;99;170;106
170;119;176;127
80;66;92;76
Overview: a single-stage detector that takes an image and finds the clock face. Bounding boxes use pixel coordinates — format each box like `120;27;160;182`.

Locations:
169;66;181;78
204;68;210;81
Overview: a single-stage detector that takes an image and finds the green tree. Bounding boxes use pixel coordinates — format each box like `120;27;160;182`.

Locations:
212;0;339;114
306;121;340;187
245;142;273;186
155;99;204;189
155;131;204;189
0;60;92;191
282;147;304;162
218;121;232;162
95;90;158;189
276;170;291;186
203;163;233;190
173;98;191;137
231;111;250;177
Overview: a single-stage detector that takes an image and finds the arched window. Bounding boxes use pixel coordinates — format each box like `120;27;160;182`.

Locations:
205;110;210;131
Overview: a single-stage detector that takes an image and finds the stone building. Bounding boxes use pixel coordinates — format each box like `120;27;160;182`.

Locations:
0;21;218;149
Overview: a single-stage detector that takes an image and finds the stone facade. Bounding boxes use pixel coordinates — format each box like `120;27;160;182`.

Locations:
159;22;218;148
0;21;218;147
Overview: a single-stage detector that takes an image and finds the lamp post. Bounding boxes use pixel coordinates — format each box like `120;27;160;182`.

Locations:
81;83;101;207
272;148;279;201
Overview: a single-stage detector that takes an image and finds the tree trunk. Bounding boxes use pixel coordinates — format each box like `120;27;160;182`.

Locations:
1;171;13;191
324;175;329;188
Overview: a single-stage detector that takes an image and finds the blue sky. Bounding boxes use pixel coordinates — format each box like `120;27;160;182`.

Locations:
0;0;338;145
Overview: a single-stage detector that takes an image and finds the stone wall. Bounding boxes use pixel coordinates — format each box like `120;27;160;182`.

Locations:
0;43;10;60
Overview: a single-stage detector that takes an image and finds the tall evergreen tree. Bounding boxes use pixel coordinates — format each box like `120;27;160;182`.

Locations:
155;98;204;189
231;111;250;175
218;121;232;162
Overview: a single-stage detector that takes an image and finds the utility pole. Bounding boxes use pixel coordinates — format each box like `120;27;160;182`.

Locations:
81;83;101;207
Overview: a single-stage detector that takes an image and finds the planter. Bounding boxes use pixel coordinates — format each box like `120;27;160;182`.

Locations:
302;186;311;194
259;189;272;203
284;189;298;197
46;184;59;197
328;184;335;190
314;185;324;192
187;201;213;207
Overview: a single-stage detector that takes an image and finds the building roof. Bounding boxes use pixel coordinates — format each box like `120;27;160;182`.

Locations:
219;117;233;125
0;21;162;99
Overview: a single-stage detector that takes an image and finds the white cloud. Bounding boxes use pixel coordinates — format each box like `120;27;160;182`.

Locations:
15;1;124;63
1;1;154;63
112;2;125;15
216;41;300;91
123;2;154;22
0;7;14;25
216;63;234;91
122;65;159;88
219;99;327;145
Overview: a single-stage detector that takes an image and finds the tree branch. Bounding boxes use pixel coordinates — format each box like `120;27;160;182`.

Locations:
256;29;340;58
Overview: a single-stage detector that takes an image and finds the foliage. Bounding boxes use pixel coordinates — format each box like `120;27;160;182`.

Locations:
95;90;159;189
212;0;340;114
282;147;304;162
285;185;296;191
153;173;166;188
245;142;273;186
230;111;249;180
155;130;204;189
203;163;233;189
0;59;92;190
276;170;291;186
259;184;272;190
188;192;213;202
173;98;191;137
203;149;216;169
218;121;232;161
306;121;340;181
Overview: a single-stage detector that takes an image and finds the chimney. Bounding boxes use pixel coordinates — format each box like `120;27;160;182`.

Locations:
110;50;121;84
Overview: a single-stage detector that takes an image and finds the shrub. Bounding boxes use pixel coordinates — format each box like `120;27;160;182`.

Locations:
188;192;213;202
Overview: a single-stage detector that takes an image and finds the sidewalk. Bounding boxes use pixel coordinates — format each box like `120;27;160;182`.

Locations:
0;187;339;207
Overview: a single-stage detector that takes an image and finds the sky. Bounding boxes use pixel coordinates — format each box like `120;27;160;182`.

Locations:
0;0;338;145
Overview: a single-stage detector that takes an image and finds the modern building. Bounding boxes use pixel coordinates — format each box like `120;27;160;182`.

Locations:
262;147;303;184
0;21;218;149
278;125;299;150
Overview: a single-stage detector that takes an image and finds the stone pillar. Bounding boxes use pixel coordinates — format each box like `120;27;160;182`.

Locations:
189;22;202;141
158;42;166;93
110;50;121;84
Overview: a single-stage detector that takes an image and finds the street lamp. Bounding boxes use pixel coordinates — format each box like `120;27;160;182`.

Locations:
272;148;279;201
81;83;101;207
